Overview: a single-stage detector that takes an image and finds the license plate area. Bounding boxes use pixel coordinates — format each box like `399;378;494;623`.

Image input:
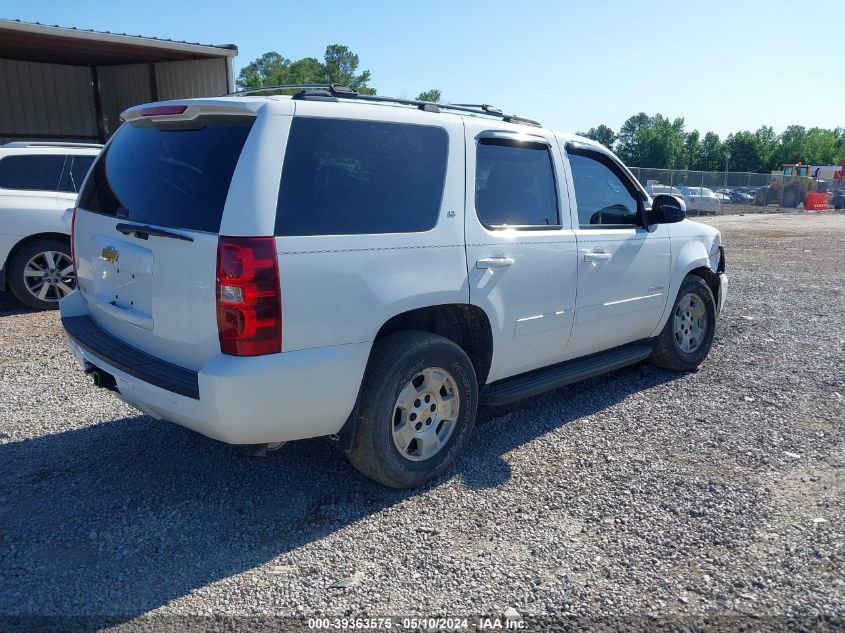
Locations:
91;234;154;319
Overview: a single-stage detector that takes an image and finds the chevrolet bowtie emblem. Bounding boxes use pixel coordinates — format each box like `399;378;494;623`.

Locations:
101;246;120;264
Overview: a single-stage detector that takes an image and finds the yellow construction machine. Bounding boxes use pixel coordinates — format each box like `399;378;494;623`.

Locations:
754;163;827;208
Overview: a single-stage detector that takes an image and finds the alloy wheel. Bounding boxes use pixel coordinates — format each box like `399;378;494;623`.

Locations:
391;367;461;462
23;251;75;303
673;292;708;353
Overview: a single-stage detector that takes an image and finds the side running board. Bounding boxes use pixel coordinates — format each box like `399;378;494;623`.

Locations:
481;341;653;406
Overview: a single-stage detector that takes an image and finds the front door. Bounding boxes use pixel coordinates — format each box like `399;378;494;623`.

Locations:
562;146;671;359
464;125;578;383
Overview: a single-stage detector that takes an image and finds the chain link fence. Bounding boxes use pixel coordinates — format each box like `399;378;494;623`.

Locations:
628;167;844;213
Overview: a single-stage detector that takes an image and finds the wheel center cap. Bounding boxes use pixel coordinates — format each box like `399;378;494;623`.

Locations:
409;392;437;433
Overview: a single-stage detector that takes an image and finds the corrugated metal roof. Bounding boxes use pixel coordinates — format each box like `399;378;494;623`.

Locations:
0;18;237;55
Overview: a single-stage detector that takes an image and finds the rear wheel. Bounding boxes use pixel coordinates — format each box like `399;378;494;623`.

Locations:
781;187;800;209
348;332;478;488
8;239;75;310
651;275;717;371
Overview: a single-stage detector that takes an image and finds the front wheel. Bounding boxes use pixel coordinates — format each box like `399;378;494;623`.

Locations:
348;332;478;488
651;275;717;371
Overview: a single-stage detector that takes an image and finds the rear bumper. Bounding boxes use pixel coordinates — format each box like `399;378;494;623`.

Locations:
60;292;370;444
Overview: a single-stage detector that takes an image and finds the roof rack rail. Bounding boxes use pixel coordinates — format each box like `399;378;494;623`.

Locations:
2;141;103;149
229;83;358;97
228;84;541;127
451;103;503;114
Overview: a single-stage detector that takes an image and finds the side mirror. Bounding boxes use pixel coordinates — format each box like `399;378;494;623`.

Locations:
649;194;686;224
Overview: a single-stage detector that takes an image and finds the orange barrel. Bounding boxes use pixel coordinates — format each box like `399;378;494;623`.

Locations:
804;193;829;211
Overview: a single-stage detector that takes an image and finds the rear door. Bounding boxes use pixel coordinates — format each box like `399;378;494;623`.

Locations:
562;143;671;359
464;124;578;382
73;103;263;370
0;152;66;272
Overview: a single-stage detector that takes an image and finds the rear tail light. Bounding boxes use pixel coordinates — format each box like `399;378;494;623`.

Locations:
70;207;77;274
140;105;188;116
216;237;282;356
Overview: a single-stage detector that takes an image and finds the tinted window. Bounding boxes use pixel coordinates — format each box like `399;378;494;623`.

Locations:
276;118;448;236
569;153;640;227
79;117;254;233
59;155;97;193
475;140;558;227
0;155;64;192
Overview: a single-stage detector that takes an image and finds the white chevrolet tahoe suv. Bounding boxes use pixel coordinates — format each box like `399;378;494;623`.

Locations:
0;142;100;309
61;86;727;488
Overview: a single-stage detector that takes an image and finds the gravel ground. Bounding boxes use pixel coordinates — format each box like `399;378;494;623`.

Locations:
1;212;843;631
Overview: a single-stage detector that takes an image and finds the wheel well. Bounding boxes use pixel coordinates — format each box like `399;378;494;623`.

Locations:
374;304;494;385
4;232;69;271
688;266;720;308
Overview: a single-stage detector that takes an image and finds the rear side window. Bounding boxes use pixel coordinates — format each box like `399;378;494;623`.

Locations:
0;155;64;192
475;140;559;227
275;118;448;236
79;117;254;233
59;155;97;193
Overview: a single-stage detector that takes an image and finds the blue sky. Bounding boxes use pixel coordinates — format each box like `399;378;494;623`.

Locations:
4;0;839;138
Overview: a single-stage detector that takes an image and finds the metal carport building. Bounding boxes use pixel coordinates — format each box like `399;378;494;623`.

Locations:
0;18;237;144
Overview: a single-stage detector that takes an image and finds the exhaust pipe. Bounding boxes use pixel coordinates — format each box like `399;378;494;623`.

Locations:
248;442;286;457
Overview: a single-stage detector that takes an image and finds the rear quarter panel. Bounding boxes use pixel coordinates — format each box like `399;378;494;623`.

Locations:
270;101;469;353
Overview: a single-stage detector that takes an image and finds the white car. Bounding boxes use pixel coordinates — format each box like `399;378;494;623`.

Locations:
0;142;100;309
645;184;684;201
61;87;727;488
679;187;722;215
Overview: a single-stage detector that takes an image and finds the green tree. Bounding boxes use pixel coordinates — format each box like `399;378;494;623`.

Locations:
286;57;324;84
322;45;374;93
616;112;652;164
804;127;839;165
629;115;686;169
834;128;845;164
683;130;701;170
583;113;843;172
237;45;375;94
416;89;442;102
236;52;291;90
776;125;808;166
753;126;779;171
578;124;616;150
693;132;724;171
724;131;762;172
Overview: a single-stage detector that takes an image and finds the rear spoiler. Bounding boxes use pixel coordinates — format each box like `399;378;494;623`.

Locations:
121;102;258;124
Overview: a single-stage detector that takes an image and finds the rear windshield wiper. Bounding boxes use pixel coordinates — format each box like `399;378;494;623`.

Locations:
115;222;194;242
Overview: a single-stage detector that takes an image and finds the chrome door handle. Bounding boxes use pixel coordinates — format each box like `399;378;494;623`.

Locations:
476;257;514;269
583;251;612;262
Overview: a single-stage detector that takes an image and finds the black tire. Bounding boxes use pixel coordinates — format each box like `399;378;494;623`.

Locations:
348;331;478;489
8;239;74;310
651;275;717;371
781;187;799;209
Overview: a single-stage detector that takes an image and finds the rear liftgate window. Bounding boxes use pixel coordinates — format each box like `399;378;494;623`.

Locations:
79;116;254;233
275;118;449;236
